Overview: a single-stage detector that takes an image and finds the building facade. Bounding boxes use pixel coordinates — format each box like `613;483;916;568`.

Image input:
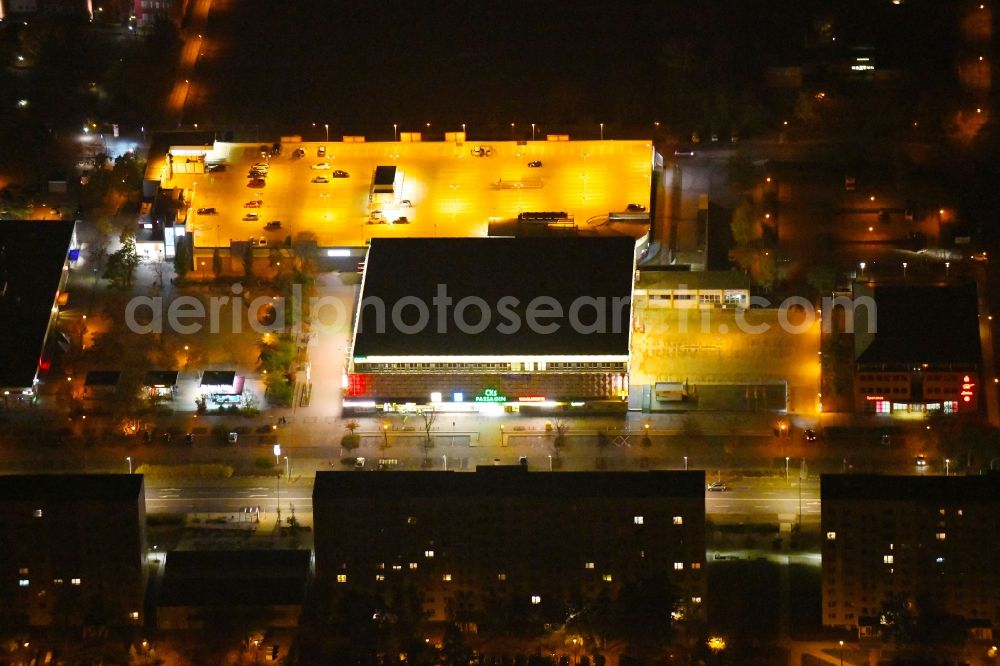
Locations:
313;467;707;627
0;475;148;627
345;237;637;414
821;474;999;639
852;283;981;415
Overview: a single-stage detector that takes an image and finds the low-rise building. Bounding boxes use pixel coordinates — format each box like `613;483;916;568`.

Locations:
852;283;981;415
0;474;147;627
313;467;706;627
633;269;751;310
345;237;636;413
0;220;79;404
821;474;1000;639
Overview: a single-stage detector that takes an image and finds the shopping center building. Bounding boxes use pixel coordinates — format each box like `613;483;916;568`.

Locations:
344;237;637;413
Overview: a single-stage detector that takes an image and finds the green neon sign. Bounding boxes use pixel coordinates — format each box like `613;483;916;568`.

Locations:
474;387;507;403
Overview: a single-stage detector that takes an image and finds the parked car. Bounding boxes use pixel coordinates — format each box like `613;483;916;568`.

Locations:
400;199;412;207
312;162;331;170
804;428;817;442
915;455;928;469
264;221;282;230
311;175;329;183
354;457;366;469
673;149;695;157
244;200;262;208
317;146;326;157
527;160;542;168
626;203;647;212
293;147;306;158
227;432;238;444
243;212;259;221
707;481;729;492
393;216;409;224
207;164;226;172
331;169;349;178
251;162;269;171
196;207;217;215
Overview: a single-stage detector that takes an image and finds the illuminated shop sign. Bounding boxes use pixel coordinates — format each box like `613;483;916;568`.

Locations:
517;395;546;403
960;375;976;404
475;388;507;403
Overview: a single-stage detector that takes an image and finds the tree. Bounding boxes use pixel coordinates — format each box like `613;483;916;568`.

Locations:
212;247;223;278
243;241;255;282
807;262;838;295
103;228;140;290
730;198;762;246
264;372;294;407
417;408;438;457
611;574;679;660
341;420;361;454
173;234;191;280
552;420;569;457
726;149;756;192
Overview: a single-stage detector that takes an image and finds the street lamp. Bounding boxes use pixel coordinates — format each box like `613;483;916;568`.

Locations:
324;123;329;142
839;640;844;666
859;261;866;279
531;123;536;141
273;443;281;466
284;456;290;480
785;456;790;482
945;458;950;476
126;456;132;474
945;261;950;277
510;122;516;139
599;122;604;140
684;455;688;470
393;123;398;141
902;262;908;279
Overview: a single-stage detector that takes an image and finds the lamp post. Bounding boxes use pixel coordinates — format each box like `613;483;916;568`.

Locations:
599;122;604;140
785;456;790;483
273;443;281;467
126;456;132;474
324;123;329;142
393;123;398;142
945;458;950;476
510;122;516;139
902;262;908;279
531;123;536;141
284;455;289;480
684;455;688;470
945;261;951;278
839;640;844;666
859;261;866;279
461;122;466;138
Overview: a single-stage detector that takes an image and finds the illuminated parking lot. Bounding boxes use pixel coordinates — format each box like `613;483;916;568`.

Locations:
160;138;654;248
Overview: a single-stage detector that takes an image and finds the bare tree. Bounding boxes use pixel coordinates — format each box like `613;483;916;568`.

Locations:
418;408;438;457
552;420;569;457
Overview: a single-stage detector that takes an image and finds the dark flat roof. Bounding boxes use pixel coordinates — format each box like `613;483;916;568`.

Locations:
0;474;143;502
201;370;237;386
144;370;179;386
373;165;396;186
855;283;980;365
158;550;311;607
315;468;705;500
0;220;75;388
821;473;1000;503
354;237;635;357
85;370;121;386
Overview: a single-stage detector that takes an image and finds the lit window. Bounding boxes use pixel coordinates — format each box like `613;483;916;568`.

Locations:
70;578;81;586
939;509;946;515
826;532;837;541
18;568;28;575
957;509;963;516
33;509;43;518
936;557;945;564
674;562;684;570
129;611;139;620
407;516;417;525
18;579;29;587
53;579;63;585
377;562;385;570
672;516;683;525
935;532;946;541
883;555;894;564
375;574;385;581
602;574;612;582
424;550;434;558
691;596;702;604
442;574;452;582
692;562;702;570
392;564;402;571
497;573;506;581
634;516;644;525
531;595;541;605
584;562;595;569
